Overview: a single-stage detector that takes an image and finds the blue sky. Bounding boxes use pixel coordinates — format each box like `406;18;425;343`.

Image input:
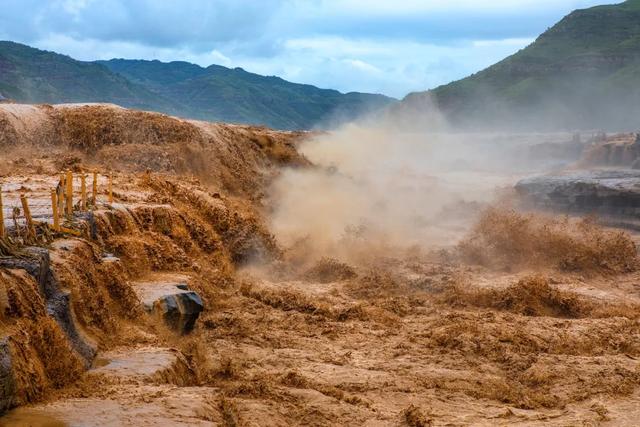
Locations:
0;0;610;98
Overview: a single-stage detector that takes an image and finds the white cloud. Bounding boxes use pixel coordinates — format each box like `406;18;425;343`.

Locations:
208;50;232;67
285;37;394;56
28;32;537;97
311;0;595;15
286;0;604;21
60;0;93;16
472;37;535;47
35;34;234;67
343;59;382;74
0;0;609;97
232;35;534;97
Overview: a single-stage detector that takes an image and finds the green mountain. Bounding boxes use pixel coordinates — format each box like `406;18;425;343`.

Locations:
0;41;177;113
0;41;394;130
99;59;394;129
402;0;640;130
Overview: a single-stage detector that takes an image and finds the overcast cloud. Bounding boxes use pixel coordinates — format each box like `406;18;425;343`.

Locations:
0;0;609;97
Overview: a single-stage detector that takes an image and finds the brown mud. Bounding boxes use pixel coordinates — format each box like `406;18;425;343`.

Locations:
0;104;639;425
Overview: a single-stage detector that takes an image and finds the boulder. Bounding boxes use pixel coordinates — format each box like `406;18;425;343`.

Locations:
515;169;640;217
132;276;203;334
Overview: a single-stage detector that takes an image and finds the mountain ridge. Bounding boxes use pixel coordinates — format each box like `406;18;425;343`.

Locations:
401;0;640;131
0;41;395;130
98;58;393;129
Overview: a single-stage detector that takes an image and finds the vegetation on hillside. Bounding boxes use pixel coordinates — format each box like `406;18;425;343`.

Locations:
101;59;394;130
0;42;394;130
402;0;640;130
0;42;177;113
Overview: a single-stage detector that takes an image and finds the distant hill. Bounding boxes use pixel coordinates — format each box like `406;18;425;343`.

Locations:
401;0;640;131
0;41;394;130
99;59;394;130
0;41;178;113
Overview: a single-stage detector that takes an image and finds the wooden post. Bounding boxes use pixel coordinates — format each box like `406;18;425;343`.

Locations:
65;170;73;218
108;172;113;204
0;186;4;238
20;194;35;238
80;173;87;211
92;170;98;207
51;189;60;232
58;172;65;220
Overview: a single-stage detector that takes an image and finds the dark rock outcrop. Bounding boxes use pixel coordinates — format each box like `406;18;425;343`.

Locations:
133;278;203;334
0;248;97;414
515;169;640;217
578;133;640;168
0;339;14;414
0;248;96;364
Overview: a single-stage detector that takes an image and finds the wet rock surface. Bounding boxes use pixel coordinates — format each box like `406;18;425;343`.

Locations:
0;387;218;427
90;347;191;383
1;344;207;426
0;248;96;414
132;275;204;334
516;169;640;217
46;291;97;364
0;340;14;415
0;247;97;404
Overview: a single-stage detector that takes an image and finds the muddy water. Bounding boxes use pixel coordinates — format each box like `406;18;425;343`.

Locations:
0;411;67;427
2;121;638;425
0;346;214;426
91;357;110;369
4;205;640;425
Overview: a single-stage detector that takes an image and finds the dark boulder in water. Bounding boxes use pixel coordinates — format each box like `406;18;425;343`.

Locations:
132;276;204;334
516;169;640;217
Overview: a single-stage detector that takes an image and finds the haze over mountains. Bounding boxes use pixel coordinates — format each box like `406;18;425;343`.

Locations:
0;41;394;130
2;1;640;131
401;0;640;131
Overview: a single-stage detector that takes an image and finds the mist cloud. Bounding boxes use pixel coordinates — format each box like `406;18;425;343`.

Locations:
267;109;524;264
